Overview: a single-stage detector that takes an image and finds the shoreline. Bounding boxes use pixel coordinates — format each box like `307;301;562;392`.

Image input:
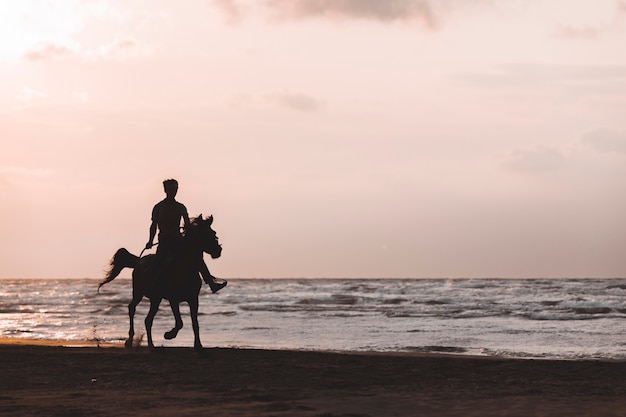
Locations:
0;337;122;348
2;339;626;416
1;337;624;362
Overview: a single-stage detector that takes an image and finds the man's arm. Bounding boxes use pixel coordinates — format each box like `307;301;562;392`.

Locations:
146;204;159;249
145;220;157;249
181;204;190;228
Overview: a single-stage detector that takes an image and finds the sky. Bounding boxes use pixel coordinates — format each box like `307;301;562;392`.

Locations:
1;0;625;279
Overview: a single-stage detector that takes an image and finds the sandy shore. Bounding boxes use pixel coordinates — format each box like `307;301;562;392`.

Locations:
1;339;626;416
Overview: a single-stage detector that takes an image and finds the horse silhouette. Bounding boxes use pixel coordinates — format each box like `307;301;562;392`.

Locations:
98;215;222;349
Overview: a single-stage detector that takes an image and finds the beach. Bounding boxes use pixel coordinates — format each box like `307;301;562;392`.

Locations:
1;339;626;416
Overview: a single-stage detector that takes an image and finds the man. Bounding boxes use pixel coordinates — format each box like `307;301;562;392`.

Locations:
146;178;227;293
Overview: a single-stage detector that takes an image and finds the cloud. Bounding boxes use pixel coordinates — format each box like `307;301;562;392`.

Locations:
505;147;565;173
554;25;601;40
211;0;244;22
263;0;437;26
582;128;626;154
91;37;148;60
270;92;322;112
73;91;89;104
552;2;626;41
0;165;55;183
24;43;74;61
23;36;150;62
16;86;47;103
456;64;626;91
211;0;450;27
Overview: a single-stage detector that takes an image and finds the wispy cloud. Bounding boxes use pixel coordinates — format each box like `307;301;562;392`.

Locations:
270;92;322;112
90;37;152;60
210;0;468;27
582;128;626;154
456;64;626;91
211;0;245;23
262;0;437;26
73;91;89;104
23;36;151;62
554;25;601;40
552;2;626;41
505;147;565;173
0;165;55;182
24;42;75;61
16;86;47;103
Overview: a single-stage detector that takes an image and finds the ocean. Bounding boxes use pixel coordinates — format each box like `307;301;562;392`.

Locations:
1;278;626;360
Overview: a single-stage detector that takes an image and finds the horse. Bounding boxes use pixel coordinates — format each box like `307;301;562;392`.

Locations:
98;215;222;350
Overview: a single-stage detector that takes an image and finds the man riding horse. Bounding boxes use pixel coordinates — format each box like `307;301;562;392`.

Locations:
99;178;225;349
147;178;226;293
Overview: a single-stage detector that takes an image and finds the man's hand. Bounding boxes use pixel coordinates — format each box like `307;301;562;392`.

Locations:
145;241;153;250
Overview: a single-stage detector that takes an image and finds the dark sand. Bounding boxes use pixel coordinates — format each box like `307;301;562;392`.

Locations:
1;339;626;416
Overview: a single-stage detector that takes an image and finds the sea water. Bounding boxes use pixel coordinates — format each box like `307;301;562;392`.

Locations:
1;278;626;360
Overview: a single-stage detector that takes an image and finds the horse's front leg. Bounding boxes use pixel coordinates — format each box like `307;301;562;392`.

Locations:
126;293;142;348
145;297;162;349
189;298;202;350
164;301;183;340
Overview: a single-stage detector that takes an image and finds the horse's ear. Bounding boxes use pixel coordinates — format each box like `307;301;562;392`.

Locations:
197;213;203;223
207;215;213;225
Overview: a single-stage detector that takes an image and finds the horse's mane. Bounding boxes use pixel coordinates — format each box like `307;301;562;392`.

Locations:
184;214;213;236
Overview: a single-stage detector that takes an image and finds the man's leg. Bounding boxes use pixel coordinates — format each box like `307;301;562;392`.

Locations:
152;240;174;289
198;260;227;293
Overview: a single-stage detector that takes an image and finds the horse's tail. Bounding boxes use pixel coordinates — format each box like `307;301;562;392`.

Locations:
98;248;139;292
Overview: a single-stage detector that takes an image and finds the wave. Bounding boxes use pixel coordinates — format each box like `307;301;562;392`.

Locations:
403;345;468;354
4;277;626;359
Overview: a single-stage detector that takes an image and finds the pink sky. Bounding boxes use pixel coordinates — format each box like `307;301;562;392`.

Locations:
1;0;625;278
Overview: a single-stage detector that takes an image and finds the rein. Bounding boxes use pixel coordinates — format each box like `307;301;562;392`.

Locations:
139;242;159;258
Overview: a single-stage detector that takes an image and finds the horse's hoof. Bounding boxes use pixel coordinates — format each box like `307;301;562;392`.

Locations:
164;329;179;340
125;339;133;348
194;343;203;351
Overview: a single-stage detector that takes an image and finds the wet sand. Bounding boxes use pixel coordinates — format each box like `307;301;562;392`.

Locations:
1;338;626;416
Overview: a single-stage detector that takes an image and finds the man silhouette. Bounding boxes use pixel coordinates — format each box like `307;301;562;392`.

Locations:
145;179;227;293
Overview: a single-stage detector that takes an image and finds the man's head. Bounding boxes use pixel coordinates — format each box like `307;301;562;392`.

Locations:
163;179;178;198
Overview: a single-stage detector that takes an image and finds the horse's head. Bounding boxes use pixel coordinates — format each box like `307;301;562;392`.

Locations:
186;214;222;259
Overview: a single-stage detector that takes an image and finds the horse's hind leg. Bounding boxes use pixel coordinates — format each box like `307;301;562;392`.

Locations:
189;298;202;350
164;302;183;340
126;294;142;348
145;298;162;349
